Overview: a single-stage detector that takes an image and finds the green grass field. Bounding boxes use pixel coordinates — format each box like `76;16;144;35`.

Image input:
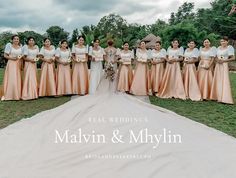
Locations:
0;68;70;128
0;68;236;137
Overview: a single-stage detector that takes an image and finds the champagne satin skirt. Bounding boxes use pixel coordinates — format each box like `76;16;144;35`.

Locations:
56;64;72;96
210;63;234;104
130;62;150;96
183;64;201;101
150;63;164;95
3;60;22;100
158;62;186;100
197;60;213;100
22;62;38;100
72;62;89;95
39;62;57;97
117;64;133;92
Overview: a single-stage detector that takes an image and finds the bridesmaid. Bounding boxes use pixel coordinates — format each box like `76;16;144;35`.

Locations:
150;41;166;95
22;37;39;100
2;35;22;101
158;39;186;100
198;38;216;100
210;36;235;104
130;41;151;96
71;36;89;95
38;38;57;97
183;40;202;101
117;42;134;93
88;39;105;94
55;40;72;96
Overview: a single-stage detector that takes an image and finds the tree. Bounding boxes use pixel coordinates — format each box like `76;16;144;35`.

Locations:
69;28;79;47
169;2;195;25
46;26;69;47
17;31;44;47
96;13;128;40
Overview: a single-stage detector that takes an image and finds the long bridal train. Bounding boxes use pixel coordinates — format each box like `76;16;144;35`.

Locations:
0;76;236;178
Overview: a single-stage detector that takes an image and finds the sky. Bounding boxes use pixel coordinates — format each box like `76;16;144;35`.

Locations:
0;0;212;34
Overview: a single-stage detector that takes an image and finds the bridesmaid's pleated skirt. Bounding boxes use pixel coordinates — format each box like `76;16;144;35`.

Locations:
56;64;72;96
3;60;22;100
183;64;201;101
22;62;38;100
117;64;133;92
130;62;150;96
150;63;164;94
72;62;89;95
39;62;56;97
210;63;234;104
158;62;186;100
197;60;213;100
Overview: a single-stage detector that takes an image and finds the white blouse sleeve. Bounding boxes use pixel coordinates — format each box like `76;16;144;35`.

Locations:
55;48;61;57
22;45;28;56
161;49;167;58
71;44;76;53
4;43;12;54
39;47;45;56
228;45;235;56
101;48;106;55
192;48;200;58
167;46;171;56
88;46;93;56
178;47;184;56
210;46;217;57
85;45;89;54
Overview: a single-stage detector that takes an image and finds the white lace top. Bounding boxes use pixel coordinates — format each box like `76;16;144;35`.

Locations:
151;49;167;62
39;46;56;60
4;43;22;58
55;48;71;62
184;48;199;59
23;45;39;60
136;49;149;62
167;47;184;59
72;45;88;61
199;47;217;60
216;46;235;60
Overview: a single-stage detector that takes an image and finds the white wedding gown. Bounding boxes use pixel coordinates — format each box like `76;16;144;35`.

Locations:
0;75;236;178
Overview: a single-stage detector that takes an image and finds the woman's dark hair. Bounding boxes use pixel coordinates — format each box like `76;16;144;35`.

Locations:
203;38;211;42
77;35;85;41
139;40;146;45
11;34;19;41
60;39;68;44
107;39;114;46
94;38;100;43
123;41;129;45
43;38;51;43
156;41;162;45
26;36;35;45
222;36;229;41
188;40;196;44
172;38;179;43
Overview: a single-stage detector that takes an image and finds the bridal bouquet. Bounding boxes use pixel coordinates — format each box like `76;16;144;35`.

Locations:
105;62;115;82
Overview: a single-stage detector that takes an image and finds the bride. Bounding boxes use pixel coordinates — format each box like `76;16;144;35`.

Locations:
0;43;236;177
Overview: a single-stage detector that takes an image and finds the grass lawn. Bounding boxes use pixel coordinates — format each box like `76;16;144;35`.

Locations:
0;68;71;128
0;68;236;138
150;73;236;138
